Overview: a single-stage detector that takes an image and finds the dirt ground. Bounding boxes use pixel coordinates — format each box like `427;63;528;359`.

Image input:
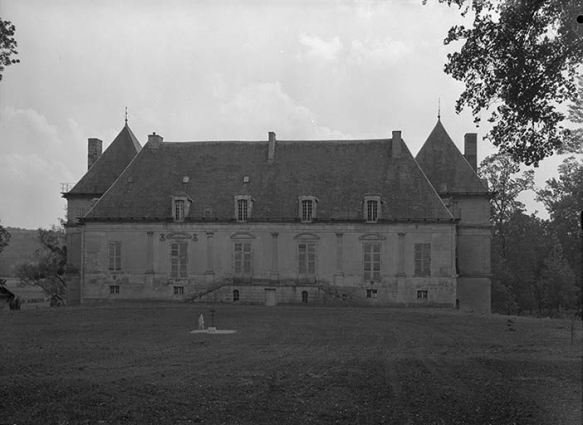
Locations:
0;303;581;424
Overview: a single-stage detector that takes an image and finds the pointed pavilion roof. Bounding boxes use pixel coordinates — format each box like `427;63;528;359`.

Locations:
65;125;142;197
415;120;488;194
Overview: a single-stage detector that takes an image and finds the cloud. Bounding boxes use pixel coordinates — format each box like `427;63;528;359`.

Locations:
349;38;412;65
0;107;77;228
0;153;68;229
298;34;344;62
219;82;349;140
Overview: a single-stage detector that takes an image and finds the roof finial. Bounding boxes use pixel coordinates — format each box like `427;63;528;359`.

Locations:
125;107;128;126
437;98;441;121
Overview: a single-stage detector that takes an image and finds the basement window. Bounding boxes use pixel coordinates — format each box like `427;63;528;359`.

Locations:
173;286;184;295
109;285;120;295
417;290;428;299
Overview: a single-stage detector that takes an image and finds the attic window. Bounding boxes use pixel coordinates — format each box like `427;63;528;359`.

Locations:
172;197;190;222
299;196;317;223
175;200;185;221
364;196;381;223
235;195;253;222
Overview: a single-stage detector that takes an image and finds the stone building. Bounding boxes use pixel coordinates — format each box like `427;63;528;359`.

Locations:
62;119;492;312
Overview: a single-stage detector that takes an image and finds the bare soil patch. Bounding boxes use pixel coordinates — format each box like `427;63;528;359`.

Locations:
1;304;581;424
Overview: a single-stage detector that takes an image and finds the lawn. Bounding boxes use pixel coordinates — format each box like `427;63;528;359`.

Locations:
1;303;581;425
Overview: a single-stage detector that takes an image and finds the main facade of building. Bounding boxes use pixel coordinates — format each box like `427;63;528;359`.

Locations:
63;120;493;313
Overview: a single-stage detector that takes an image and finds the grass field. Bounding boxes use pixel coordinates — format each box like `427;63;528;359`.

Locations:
1;304;582;425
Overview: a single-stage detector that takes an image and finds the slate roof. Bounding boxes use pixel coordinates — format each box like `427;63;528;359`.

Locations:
415;120;488;194
65;125;142;197
86;135;454;222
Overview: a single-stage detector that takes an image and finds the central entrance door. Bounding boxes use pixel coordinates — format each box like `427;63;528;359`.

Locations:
265;288;276;306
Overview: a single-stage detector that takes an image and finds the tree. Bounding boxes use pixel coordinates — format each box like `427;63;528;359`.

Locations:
479;153;534;255
479;154;554;315
0;17;19;82
0;220;10;254
426;0;583;165
561;74;583;154
534;232;578;315
15;223;67;305
537;156;583;288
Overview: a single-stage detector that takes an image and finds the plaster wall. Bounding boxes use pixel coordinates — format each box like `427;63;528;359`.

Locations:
79;222;457;306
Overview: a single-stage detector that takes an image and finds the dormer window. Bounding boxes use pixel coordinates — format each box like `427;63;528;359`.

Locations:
299;196;317;223
172;197;190;222
364;196;381;223
235;195;253;222
175;200;185;221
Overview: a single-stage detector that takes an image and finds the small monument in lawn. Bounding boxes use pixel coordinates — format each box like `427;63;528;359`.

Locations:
208;308;217;333
190;308;236;335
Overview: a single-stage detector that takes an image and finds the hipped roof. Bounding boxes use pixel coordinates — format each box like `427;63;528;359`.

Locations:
86;136;453;222
415;120;488;194
66;125;142;197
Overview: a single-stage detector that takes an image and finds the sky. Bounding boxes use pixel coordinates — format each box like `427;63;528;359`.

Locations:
0;0;571;229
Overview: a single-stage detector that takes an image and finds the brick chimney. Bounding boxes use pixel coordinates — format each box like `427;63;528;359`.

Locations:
148;132;163;149
392;131;402;158
268;131;276;162
88;138;103;170
464;133;477;171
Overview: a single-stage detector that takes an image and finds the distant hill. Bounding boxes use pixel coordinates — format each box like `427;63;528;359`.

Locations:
0;228;42;277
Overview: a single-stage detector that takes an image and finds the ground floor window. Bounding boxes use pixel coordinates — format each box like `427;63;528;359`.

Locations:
363;242;381;282
234;242;252;282
366;289;378;298
173;286;184;295
233;289;240;302
298;243;316;279
301;290;308;303
108;241;122;271
109;285;120;294
171;241;188;279
414;243;431;277
417;290;428;299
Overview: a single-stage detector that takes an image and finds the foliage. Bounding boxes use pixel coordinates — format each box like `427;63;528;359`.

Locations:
479;153;534;253
0;17;19;82
533;233;578;315
0;220;10;254
426;0;583;165
15;223;67;305
537;156;583;287
561;74;583;154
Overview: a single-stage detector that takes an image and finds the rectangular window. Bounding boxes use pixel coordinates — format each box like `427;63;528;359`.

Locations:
298;243;316;277
417;290;428;299
173;286;184;295
237;199;248;221
175;200;185;221
415;243;431;277
366;289;378;298
234;242;252;280
171;241;188;279
301;200;313;222
108;241;121;271
363;242;381;282
366;200;378;222
109;285;120;294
